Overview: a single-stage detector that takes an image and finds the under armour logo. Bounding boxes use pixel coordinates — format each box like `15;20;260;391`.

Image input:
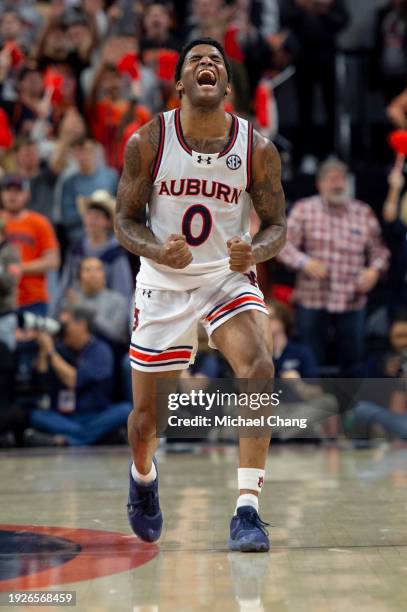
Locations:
142;289;152;297
197;155;212;165
258;476;264;489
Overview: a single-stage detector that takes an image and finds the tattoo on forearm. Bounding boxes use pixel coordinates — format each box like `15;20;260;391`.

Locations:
251;132;286;264
115;118;163;261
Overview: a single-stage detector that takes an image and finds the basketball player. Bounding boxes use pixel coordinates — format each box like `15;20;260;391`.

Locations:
115;38;286;552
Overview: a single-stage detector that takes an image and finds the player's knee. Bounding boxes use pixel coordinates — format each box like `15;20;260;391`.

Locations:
237;354;274;379
128;404;156;441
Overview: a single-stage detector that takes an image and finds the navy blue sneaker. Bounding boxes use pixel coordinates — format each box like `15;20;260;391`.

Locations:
228;506;270;552
127;458;163;542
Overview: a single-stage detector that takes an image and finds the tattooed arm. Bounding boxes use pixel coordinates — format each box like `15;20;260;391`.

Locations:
115;117;192;269
227;131;286;272
251;131;286;263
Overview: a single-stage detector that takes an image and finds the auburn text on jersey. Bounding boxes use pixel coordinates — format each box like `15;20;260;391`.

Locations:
158;179;242;205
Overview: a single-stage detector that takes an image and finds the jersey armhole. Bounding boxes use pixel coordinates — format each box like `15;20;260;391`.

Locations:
245;122;254;193
151;114;165;182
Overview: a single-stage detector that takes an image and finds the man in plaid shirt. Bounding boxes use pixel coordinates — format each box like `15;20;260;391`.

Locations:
278;159;390;376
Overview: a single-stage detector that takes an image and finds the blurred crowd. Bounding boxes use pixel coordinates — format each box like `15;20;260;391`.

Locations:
0;0;406;448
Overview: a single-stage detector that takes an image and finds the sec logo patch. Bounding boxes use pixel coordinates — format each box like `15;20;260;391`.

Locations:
226;154;242;170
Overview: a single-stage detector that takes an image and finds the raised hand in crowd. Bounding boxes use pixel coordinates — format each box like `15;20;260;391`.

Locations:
383;154;406;223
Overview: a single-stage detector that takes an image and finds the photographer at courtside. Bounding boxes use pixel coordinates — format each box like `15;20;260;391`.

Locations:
27;304;131;446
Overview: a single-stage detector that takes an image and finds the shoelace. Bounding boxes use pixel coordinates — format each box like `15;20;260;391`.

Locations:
238;511;270;536
127;489;159;516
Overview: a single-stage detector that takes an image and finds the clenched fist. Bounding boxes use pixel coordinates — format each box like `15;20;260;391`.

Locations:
227;236;253;272
158;234;193;269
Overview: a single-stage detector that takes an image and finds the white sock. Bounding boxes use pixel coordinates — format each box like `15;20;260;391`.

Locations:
235;493;259;514
238;467;265;493
131;461;157;484
238;599;264;612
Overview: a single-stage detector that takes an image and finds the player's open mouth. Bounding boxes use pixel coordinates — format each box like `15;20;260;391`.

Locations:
196;69;217;88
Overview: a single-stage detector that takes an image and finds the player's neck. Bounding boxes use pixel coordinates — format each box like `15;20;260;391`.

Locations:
180;102;229;139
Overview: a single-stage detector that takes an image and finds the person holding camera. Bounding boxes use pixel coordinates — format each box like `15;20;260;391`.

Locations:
27;304;131;446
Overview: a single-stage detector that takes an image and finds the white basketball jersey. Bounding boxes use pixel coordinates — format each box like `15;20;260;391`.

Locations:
137;108;254;290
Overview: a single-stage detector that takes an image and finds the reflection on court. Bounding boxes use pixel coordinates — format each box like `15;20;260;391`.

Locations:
0;445;406;611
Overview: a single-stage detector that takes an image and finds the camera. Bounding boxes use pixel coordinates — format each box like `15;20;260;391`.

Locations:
17;312;61;336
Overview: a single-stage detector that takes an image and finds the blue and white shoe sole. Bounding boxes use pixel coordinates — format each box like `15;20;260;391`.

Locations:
227;537;270;552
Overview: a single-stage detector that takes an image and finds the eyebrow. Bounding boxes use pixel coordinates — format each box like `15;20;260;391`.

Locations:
188;53;223;60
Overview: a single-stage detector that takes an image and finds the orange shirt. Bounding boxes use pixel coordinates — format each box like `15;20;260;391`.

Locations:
2;210;59;307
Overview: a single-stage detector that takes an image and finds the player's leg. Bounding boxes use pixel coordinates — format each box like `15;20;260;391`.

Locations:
126;368;182;543
127;285;197;542
211;309;274;552
129;368;180;475
211;309;273;481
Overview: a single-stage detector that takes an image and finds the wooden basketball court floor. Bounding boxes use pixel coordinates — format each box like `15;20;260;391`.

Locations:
0;445;406;612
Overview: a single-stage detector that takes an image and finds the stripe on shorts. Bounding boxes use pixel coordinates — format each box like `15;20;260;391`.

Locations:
206;293;267;325
130;358;190;368
129;344;193;366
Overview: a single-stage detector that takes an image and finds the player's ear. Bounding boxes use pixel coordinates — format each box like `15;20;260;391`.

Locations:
225;82;232;97
176;80;184;95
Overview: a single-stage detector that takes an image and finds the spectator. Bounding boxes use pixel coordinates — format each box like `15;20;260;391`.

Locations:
60;136;118;245
0;65;51;138
280;0;349;167
139;1;181;109
60;256;129;346
364;311;407;378
140;1;182;55
35;17;91;113
12;137;69;221
0;215;27;447
86;63;151;170
28;304;131;446
61;8;97;66
354;312;407;441
267;300;319;378
49;109;108;250
371;0;407;103
0;215;20;351
278;159;390;376
82;34;161;111
0;174;60;315
223;1;288;101
0;3;42;46
387;87;407;128
266;300;339;439
0;9;27;48
185;0;232;42
382;154;407;315
250;0;280;40
54;189;133;313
